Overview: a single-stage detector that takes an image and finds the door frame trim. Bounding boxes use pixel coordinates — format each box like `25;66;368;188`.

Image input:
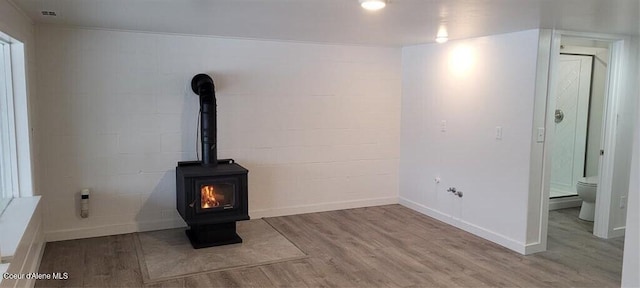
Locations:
528;29;630;254
548;31;623;239
593;37;624;238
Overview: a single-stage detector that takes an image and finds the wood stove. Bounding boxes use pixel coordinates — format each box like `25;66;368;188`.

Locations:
176;74;249;249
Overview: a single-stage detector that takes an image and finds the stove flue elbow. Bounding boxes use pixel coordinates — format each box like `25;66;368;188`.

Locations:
191;73;217;167
191;74;215;98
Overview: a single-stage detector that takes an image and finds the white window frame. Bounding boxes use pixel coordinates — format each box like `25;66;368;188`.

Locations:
0;36;17;215
0;30;33;209
0;30;34;266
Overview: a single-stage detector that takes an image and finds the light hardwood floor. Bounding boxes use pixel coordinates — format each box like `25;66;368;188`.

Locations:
36;205;624;287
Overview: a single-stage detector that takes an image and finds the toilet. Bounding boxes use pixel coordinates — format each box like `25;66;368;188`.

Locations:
576;176;598;221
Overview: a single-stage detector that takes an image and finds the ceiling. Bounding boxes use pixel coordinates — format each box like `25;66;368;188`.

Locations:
10;0;640;46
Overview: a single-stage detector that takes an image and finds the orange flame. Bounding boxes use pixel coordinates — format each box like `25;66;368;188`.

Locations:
201;185;220;209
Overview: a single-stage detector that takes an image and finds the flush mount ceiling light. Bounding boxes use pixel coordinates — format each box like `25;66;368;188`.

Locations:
360;0;387;11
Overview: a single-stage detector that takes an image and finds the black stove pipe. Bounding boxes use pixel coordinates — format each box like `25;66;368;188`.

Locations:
191;74;217;167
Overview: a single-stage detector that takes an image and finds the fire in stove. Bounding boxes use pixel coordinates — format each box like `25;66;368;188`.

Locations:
201;185;220;208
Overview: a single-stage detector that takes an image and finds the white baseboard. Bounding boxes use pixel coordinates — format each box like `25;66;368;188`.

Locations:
399;197;527;255
137;218;187;232
45;196;399;242
45;218;187;242
549;196;582;211
398;196;456;226
524;241;546;255
250;196;399;219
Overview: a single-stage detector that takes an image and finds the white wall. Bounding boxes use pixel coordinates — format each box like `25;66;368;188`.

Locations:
621;41;639;287
621;96;639;288
35;26;401;241
608;37;639;235
399;30;540;253
620;37;640;288
0;1;32;43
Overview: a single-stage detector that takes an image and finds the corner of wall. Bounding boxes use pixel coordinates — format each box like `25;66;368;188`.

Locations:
524;28;552;250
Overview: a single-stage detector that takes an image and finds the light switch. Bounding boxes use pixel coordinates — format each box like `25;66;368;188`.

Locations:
537;128;545;142
440;120;447;132
495;126;503;140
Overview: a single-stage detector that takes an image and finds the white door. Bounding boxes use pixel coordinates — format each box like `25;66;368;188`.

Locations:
550;54;592;197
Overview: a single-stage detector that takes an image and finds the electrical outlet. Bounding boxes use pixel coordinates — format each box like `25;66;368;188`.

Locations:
620;196;627;209
434;176;441;184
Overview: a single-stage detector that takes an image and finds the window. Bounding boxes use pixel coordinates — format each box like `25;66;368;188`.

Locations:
0;32;31;215
0;30;32;267
0;36;18;215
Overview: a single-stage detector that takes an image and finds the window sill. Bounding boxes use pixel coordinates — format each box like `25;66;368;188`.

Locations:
0;196;40;261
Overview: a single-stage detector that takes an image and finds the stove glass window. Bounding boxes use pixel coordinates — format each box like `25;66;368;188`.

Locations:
200;183;235;209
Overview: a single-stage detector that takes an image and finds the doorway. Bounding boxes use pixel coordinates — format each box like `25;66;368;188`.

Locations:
540;31;633;243
548;40;611;216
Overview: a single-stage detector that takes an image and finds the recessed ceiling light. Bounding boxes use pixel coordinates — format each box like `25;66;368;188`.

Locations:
359;0;387;11
435;25;448;43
